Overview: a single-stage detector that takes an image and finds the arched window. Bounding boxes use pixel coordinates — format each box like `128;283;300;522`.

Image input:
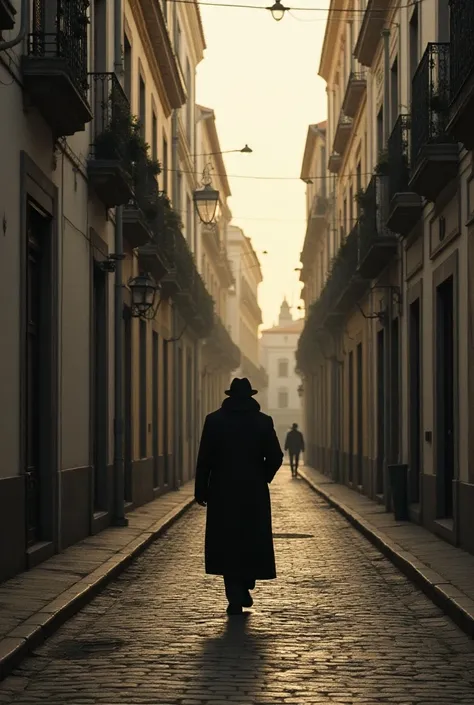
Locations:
278;358;289;377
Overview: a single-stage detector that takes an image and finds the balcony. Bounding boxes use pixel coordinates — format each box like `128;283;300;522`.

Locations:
386;115;423;235
333;112;353;156
88;73;134;208
161;224;215;337
123;156;161;248
21;0;92;137
342;72;367;118
0;0;15;30
328;152;342;174
410;43;459;203
354;0;391;67
240;354;268;390
240;277;263;324
447;0;474;149
357;176;398;279
204;316;241;370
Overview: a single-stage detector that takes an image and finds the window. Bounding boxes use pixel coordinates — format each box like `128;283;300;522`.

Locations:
123;35;132;100
278;359;289;377
94;0;107;72
186;194;192;247
152;110;158;160
376;107;384;157
139;320;147;459
139;74;146;138
186;59;192;143
162;136;168;193
278;389;289;408
176;170;182;215
175;22;181;65
409;6;419;85
391;57;399;129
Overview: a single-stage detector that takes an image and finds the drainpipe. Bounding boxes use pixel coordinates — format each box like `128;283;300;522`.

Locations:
113;0;128;526
382;29;391;145
0;0;28;51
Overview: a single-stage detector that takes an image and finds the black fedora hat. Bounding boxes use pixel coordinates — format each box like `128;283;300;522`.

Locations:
225;377;258;397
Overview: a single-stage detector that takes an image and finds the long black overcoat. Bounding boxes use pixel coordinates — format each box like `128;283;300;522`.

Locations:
194;396;283;581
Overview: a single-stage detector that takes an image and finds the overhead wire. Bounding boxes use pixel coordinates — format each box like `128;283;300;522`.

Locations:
167;0;421;11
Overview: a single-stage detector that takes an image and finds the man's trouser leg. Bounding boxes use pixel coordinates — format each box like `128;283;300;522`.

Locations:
289;453;295;473
224;576;245;605
294;452;300;472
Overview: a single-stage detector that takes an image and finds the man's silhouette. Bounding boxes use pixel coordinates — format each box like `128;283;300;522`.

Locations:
195;377;283;616
284;423;305;477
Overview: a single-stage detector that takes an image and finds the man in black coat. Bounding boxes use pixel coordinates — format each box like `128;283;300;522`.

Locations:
195;377;283;615
284;423;305;477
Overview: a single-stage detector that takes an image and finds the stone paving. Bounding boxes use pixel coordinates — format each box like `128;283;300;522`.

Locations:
1;468;473;704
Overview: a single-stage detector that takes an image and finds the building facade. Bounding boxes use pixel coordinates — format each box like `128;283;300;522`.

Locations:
0;0;224;583
260;301;304;446
196;106;241;421
226;225;268;397
298;0;474;555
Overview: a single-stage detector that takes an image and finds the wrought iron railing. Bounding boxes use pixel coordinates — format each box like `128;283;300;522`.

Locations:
449;0;474;102
358;175;392;262
388;115;411;202
350;71;367;82
311;194;329;217
337;112;353;128
131;156;161;219
212;315;240;367
411;43;454;167
89;72;132;165
28;0;90;99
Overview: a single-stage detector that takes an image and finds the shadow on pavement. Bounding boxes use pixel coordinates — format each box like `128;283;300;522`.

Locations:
193;613;268;698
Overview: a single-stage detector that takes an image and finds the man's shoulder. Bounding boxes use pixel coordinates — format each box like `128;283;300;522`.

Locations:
258;411;274;426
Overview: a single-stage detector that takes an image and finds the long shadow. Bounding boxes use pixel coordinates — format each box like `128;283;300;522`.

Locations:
190;613;269;700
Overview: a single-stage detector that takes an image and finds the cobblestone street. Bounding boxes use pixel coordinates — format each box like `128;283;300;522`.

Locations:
1;471;474;705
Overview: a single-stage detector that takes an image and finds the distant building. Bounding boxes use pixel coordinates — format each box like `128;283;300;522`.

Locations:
227;225;268;395
259;300;304;447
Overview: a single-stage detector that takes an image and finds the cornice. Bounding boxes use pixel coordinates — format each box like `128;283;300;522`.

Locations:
130;0;186;112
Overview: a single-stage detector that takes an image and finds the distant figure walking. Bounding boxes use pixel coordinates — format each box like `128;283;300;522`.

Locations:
194;377;283;616
285;423;305;477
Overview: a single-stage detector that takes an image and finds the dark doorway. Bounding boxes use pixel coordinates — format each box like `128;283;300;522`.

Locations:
186;350;193;480
25;203;51;547
92;262;107;511
163;341;169;485
348;350;354;484
436;276;455;519
123;306;133;503
177;346;183;486
391;317;400;462
139;320;147;460
356;343;363;487
376;329;385;495
408;299;421;504
152;332;159;489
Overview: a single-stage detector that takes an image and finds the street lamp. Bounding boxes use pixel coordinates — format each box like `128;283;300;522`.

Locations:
267;0;289;21
297;383;304;398
193;165;220;225
129;271;160;319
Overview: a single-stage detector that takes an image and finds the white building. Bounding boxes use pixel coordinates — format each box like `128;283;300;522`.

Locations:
260;300;304;446
226;225;268;395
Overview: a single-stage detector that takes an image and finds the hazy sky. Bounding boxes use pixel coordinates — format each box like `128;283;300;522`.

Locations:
196;0;330;329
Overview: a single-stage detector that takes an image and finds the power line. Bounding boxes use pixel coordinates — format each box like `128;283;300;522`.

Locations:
167;167;376;181
169;0;421;13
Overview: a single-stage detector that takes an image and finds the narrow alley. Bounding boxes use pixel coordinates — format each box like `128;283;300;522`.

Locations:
1;472;473;705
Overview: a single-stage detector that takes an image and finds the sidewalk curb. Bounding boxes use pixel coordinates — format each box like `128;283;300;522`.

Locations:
298;469;474;640
0;495;195;681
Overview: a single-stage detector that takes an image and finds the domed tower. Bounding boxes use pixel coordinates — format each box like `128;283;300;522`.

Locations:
278;297;293;326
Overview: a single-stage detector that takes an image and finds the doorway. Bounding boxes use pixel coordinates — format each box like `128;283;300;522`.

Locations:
92;262;107;511
163;341;169;486
123;306;133;503
152;332;159;489
177;346;183;486
391;318;400;463
436;276;455;519
356;343;363;487
408;298;421;504
25;203;52;547
348;350;354;484
376;329;385;495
